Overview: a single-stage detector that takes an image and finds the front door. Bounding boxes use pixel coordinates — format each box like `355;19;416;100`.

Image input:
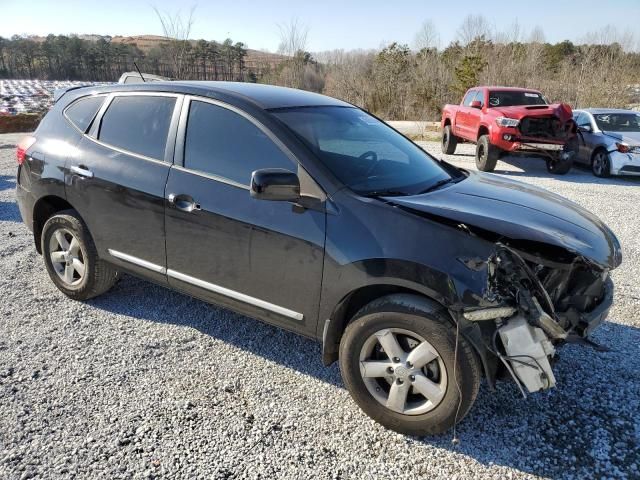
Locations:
66;93;182;283
164;98;326;335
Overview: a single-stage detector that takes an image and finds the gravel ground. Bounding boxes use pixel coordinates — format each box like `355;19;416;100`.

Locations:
0;133;639;480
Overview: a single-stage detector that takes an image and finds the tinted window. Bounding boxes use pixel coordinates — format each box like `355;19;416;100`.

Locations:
184;100;295;184
65;95;105;132
273;106;453;196
593;112;640;132
98;96;176;160
462;91;477;107
488;90;547;107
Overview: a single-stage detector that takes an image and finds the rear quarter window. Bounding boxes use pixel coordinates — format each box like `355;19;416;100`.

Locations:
64;95;105;132
98;95;176;160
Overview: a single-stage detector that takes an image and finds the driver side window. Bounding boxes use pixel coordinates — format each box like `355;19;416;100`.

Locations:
462;91;477;107
184;100;296;185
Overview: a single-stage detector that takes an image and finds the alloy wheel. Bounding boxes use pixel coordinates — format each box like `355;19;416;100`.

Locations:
359;328;447;415
593;151;608;176
48;228;85;286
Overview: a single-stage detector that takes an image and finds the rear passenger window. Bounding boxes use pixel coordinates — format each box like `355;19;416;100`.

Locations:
65;95;105;132
98;96;176;160
184;100;295;184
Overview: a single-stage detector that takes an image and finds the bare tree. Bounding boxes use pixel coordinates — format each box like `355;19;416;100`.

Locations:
413;20;440;51
153;5;196;79
457;14;493;46
276;18;309;88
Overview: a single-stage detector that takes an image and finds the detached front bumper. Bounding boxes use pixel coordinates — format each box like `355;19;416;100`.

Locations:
609;150;640;176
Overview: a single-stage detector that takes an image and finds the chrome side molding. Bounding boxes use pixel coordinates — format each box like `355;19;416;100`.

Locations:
107;249;166;274
167;269;304;321
106;249;304;321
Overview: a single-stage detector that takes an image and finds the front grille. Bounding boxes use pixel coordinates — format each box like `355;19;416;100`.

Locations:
620;165;640;173
519;116;570;140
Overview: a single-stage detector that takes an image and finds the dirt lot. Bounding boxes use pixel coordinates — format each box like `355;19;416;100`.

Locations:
0;133;638;479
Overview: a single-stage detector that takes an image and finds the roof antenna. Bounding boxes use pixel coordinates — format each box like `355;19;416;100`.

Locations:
133;62;146;82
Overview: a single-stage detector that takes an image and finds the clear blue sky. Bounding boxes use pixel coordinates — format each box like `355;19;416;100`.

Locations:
2;0;639;52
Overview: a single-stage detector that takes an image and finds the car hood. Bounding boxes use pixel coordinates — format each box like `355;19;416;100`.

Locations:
603;131;640;145
384;171;621;269
491;103;573;122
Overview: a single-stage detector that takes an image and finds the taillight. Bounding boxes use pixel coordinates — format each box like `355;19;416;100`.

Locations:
616;142;630;154
16;136;36;165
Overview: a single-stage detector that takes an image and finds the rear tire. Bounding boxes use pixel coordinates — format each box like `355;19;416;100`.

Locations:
339;294;481;436
591;149;611;178
41;210;119;301
475;135;500;172
441;125;458;155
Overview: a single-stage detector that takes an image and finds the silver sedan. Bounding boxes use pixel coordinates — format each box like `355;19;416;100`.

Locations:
572;108;640;177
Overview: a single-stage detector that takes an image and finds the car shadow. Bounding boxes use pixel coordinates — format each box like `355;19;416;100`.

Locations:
90;274;639;479
452;151;640;186
497;155;640;185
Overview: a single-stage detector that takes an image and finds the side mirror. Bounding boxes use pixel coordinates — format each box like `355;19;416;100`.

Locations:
578;124;592;133
470;100;482;109
250;168;301;201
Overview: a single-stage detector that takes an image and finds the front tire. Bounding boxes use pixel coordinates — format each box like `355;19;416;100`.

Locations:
339;294;481;436
41;210;119;301
591;149;611;178
441;125;458;155
475;135;500;172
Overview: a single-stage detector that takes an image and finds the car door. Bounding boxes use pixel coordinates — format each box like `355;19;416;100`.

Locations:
466;90;484;135
164;97;326;336
455;90;477;138
66;92;183;284
574;112;596;165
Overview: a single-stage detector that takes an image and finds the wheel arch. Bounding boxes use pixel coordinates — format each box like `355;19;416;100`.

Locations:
32;195;78;254
590;145;609;163
321;285;491;386
477;124;490;140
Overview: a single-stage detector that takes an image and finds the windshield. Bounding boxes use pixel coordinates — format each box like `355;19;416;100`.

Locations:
487;91;547;107
593;113;640;133
271;106;452;196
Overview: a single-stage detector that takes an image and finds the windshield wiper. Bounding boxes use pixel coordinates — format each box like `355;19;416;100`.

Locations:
417;177;456;194
361;189;411;198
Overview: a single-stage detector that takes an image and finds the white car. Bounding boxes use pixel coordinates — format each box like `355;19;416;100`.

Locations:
573;109;640;177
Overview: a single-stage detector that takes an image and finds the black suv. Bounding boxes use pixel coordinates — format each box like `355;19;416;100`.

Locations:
16;82;621;435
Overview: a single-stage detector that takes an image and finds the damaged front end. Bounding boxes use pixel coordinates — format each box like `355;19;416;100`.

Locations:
386;170;622;395
464;243;615;395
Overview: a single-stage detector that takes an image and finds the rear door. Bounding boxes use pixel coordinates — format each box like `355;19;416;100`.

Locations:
65;92;183;283
163;97;326;336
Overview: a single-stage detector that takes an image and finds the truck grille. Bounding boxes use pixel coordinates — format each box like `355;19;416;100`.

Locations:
519;116;570;140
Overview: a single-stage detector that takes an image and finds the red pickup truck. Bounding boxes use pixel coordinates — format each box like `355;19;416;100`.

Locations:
441;87;578;174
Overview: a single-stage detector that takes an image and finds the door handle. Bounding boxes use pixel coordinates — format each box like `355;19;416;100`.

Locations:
70;165;94;178
167;193;201;213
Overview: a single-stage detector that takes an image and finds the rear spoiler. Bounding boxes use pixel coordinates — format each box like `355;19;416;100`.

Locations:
53;85;91;103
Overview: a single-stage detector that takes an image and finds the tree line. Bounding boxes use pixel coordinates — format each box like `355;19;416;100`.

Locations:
2;15;640;120
0;35;251;82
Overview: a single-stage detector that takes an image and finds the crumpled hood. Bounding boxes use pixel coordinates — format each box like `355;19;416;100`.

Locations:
603;131;640;145
492;103;573;122
385;171;621;269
